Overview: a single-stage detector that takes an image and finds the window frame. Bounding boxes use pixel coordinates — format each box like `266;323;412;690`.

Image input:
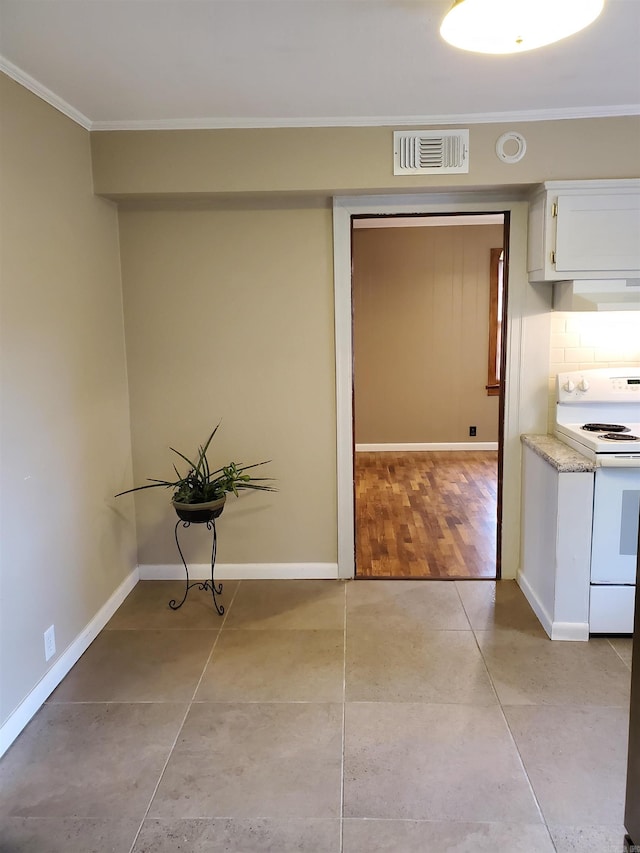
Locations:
486;247;503;397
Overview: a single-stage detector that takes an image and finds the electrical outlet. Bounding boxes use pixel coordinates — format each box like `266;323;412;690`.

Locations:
44;625;56;661
469;426;477;437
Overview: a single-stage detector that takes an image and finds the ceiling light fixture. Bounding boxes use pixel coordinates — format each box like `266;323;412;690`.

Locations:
440;0;605;54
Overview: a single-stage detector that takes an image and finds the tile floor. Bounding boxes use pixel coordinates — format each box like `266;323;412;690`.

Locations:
0;579;633;853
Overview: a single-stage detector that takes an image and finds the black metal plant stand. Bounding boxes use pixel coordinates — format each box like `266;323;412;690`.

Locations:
169;518;224;615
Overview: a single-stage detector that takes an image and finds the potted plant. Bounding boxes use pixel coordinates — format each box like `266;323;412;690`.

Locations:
115;423;276;523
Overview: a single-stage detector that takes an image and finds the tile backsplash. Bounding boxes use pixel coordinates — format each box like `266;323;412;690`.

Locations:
547;311;640;429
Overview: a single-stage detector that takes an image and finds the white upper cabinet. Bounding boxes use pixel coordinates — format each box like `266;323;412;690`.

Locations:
528;180;640;282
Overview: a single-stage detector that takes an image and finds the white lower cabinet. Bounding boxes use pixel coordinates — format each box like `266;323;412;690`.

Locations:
519;443;594;641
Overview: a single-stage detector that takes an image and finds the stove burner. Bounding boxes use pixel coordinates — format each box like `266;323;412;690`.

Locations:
602;432;639;441
582;423;630;433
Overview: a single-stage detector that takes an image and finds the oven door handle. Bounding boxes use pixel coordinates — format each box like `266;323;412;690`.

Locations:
596;455;640;468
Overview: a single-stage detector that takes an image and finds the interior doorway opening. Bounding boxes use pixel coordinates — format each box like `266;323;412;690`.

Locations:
351;212;509;580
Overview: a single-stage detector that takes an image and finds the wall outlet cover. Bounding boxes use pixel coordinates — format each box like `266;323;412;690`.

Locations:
44;625;56;661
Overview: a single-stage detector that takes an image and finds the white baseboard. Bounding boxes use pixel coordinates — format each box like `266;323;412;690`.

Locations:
356;442;499;452
550;621;590;642
0;567;139;759
517;570;553;638
517;571;589;642
139;563;340;580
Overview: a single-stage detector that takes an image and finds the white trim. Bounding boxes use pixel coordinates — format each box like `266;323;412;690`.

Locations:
353;214;505;229
139;563;339;581
540;178;640;192
333;200;356;581
0;57;92;130
334;194;537;582
356;442;499;452
517;570;554;637
1;53;636;133
0;568;138;759
517;572;589;641
551;621;590;642
90;104;640;132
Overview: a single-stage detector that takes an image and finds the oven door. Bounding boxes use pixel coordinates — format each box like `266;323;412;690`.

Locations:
591;466;640;584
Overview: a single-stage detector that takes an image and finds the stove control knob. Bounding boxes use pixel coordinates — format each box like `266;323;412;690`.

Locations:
563;380;576;392
578;379;590;392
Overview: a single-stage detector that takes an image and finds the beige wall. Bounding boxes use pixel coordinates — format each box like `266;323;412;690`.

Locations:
91;117;640;198
353;224;503;444
102;117;637;577
2;72;638;746
0;74;136;726
117;202;337;567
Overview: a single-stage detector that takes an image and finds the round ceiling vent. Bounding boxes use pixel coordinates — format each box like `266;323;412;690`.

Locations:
495;131;527;164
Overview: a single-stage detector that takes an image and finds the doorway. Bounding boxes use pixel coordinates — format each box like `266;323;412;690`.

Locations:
351;212;508;580
333;194;542;583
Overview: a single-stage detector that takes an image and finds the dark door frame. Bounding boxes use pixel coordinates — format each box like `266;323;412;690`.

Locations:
332;194;541;582
349;210;509;580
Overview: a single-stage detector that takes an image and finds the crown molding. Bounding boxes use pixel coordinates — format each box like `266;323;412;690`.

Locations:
91;104;640;132
0;56;92;130
1;55;637;132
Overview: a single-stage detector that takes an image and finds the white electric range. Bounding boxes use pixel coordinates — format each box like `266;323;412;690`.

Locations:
555;368;640;633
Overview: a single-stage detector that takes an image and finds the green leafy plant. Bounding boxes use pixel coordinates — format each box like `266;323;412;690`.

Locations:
115;424;276;504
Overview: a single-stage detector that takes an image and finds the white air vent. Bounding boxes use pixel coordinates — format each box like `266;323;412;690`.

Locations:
393;130;469;175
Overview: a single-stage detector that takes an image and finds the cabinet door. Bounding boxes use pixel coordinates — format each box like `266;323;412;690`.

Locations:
555;193;640;272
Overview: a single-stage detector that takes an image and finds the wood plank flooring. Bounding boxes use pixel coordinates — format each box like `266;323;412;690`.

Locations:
355;451;498;579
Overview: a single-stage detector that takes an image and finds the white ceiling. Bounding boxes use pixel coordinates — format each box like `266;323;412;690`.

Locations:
1;0;639;130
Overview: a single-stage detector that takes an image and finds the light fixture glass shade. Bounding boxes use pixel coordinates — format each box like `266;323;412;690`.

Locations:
440;0;605;54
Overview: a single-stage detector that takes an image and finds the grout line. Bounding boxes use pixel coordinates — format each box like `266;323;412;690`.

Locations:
467;616;557;851
219;578;242;631
455;582;557;843
452;579;474;632
607;638;633;672
127;706;192;852
58;695;635;708
127;580;242;853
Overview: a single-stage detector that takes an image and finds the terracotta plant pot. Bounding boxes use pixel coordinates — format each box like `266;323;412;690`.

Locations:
171;495;226;523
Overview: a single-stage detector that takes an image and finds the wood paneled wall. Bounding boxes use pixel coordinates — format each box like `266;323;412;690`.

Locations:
353;223;503;444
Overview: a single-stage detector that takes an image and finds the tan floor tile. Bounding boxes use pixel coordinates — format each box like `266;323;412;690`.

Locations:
3;576;632;849
347;580;470;632
222;580;345;630
133;818;340;852
0;817;140;853
49;630;216;702
477;628;631;706
150;703;342;819
346;627;496;704
0;704;186;818
343;702;541;822
505;705;629;826
549;824;628;852
456;580;544;633
106;580;237;630
195;629;344;702
342;819;555;852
